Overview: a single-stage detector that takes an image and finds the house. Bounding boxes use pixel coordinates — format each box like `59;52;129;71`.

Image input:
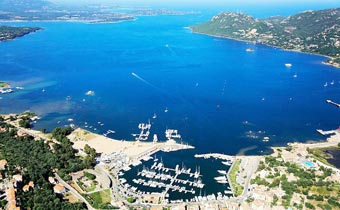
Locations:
13;174;22;182
17;130;27;137
6;186;20;210
13;174;23;187
53;184;66;194
23;181;34;192
48;176;57;185
0;127;6;132
0;159;7;170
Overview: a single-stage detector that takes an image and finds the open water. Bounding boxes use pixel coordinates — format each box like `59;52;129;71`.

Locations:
0;6;339;200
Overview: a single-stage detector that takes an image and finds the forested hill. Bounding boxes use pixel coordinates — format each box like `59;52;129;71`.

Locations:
191;8;340;67
0;26;41;41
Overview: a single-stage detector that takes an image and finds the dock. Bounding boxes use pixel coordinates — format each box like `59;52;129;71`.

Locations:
316;129;336;136
194;153;234;161
326;99;340;108
132;121;151;141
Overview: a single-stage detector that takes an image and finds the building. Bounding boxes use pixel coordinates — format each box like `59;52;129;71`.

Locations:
0;159;7;170
48;176;57;185
53;184;66;194
12;174;23;187
17;130;27;137
6;186;20;210
13;174;22;182
22;181;34;192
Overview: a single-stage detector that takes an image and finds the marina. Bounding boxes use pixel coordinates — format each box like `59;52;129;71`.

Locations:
118;157;235;204
103;129;115;137
132;121;151;141
194;153;234;161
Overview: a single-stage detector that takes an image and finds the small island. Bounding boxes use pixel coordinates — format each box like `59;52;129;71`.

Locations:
0;82;10;88
0;26;41;41
191;8;340;68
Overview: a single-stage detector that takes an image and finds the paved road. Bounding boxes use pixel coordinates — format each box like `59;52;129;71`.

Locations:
237;156;261;201
55;173;95;210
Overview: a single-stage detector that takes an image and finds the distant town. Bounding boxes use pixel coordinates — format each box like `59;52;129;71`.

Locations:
0;0;197;24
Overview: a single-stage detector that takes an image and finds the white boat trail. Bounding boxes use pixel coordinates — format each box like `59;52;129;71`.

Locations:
131;72;159;90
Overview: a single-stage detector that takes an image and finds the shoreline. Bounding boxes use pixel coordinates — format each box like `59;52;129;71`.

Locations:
68;127;194;161
190;28;340;69
0;19;135;24
1;113;340;208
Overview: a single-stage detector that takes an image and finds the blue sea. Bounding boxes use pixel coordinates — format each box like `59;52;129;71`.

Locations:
1;5;340;199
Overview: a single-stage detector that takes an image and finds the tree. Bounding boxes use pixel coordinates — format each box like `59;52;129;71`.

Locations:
84;144;96;157
305;202;315;209
19;119;30;128
51;127;73;141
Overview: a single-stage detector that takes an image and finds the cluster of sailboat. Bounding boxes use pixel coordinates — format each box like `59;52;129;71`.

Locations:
165;129;181;140
132;121;152;141
214;159;233;185
127;160;205;196
131;121;183;143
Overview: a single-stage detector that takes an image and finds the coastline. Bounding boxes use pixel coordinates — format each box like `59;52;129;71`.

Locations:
189;28;340;69
1;112;340;209
0;27;42;42
68;128;194;161
0;18;135;24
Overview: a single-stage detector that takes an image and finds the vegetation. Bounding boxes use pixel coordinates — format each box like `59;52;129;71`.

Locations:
19;118;30;128
251;153;340;209
77;180;96;193
83;171;96;180
127;197;136;203
192;8;340;66
0;120;94;209
0;26;41;41
51;127;73;141
229;159;243;196
0;81;9;88
308;147;338;168
85;189;114;209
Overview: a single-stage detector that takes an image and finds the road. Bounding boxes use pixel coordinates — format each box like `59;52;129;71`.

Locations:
237;156;261;202
55;173;95;210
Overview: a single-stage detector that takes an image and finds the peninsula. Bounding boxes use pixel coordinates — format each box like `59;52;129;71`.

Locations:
191;8;340;68
0;0;197;24
0;26;41;41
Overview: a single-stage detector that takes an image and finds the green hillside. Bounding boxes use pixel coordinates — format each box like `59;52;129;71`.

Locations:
192;8;340;67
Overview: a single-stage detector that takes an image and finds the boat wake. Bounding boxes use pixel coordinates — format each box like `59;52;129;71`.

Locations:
131;72;159;90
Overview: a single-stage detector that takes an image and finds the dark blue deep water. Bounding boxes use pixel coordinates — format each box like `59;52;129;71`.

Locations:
1;14;340;155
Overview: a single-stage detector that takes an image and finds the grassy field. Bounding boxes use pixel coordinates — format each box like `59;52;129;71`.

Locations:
229;159;243;197
78;181;96;192
87;189;111;209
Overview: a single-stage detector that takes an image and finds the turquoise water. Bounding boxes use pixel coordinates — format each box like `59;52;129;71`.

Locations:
0;8;340;199
304;161;315;168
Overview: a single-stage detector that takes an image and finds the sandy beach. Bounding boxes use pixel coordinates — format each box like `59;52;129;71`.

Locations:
68;128;193;158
